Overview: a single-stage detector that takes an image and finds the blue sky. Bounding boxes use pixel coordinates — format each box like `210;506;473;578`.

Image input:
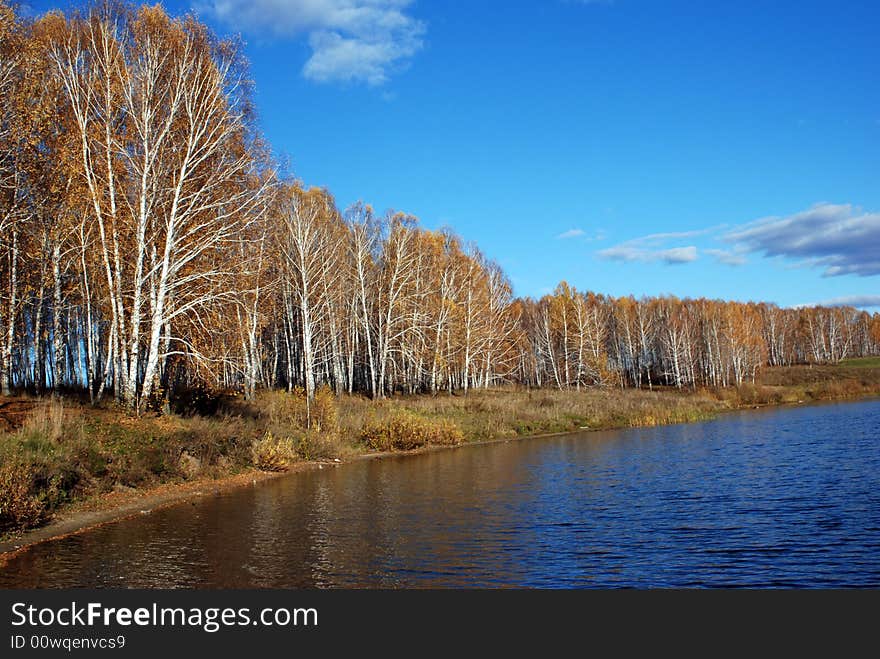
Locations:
25;0;880;308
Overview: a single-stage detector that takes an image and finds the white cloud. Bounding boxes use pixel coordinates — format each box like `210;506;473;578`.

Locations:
705;248;746;267
725;203;880;277
597;228;704;265
556;228;607;241
629;229;712;243
598;244;698;265
557;228;586;240
198;0;425;85
303;29;421;84
656;246;698;264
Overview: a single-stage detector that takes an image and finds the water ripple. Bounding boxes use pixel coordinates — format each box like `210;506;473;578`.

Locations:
1;399;879;588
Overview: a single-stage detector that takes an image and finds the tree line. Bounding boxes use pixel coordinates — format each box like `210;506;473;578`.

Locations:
1;2;878;411
515;287;878;390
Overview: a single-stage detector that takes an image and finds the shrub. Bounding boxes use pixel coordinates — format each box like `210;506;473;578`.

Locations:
261;388;307;428
361;411;464;452
261;386;340;432
102;429;177;487
251;432;296;471
0;461;47;533
310;386;338;433
294;430;340;461
173;413;255;475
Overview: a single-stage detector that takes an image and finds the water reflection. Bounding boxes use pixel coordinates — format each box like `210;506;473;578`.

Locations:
2;399;879;588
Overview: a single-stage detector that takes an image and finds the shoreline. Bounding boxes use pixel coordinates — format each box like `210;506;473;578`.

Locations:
2;391;878;563
0;429;572;563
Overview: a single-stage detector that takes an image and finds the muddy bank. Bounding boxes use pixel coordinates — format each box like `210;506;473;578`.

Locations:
0;468;283;562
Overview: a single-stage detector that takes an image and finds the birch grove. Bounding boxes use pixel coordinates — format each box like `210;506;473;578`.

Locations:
0;1;878;411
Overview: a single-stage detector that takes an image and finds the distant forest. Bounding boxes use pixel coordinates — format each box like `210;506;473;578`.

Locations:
1;2;878;411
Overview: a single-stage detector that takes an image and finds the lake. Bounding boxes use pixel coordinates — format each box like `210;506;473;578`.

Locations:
2;399;878;588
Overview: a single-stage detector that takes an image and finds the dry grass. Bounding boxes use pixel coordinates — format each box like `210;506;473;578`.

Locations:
339;387;724;443
339;363;880;444
0;400;262;533
838;357;880;369
755;364;880;402
361;410;464;451
18;397;66;442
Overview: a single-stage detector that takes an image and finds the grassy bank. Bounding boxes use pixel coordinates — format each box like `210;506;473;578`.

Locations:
2;363;879;538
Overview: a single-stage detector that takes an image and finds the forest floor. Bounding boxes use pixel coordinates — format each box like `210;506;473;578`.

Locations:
2;362;880;557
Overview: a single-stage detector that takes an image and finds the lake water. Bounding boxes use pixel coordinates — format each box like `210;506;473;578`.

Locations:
2;399;879;588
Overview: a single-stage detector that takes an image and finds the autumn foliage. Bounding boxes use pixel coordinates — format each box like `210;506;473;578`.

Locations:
0;1;878;417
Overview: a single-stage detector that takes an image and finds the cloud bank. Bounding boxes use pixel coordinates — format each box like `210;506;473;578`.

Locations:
198;0;425;85
597;202;880;279
725;203;880;277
